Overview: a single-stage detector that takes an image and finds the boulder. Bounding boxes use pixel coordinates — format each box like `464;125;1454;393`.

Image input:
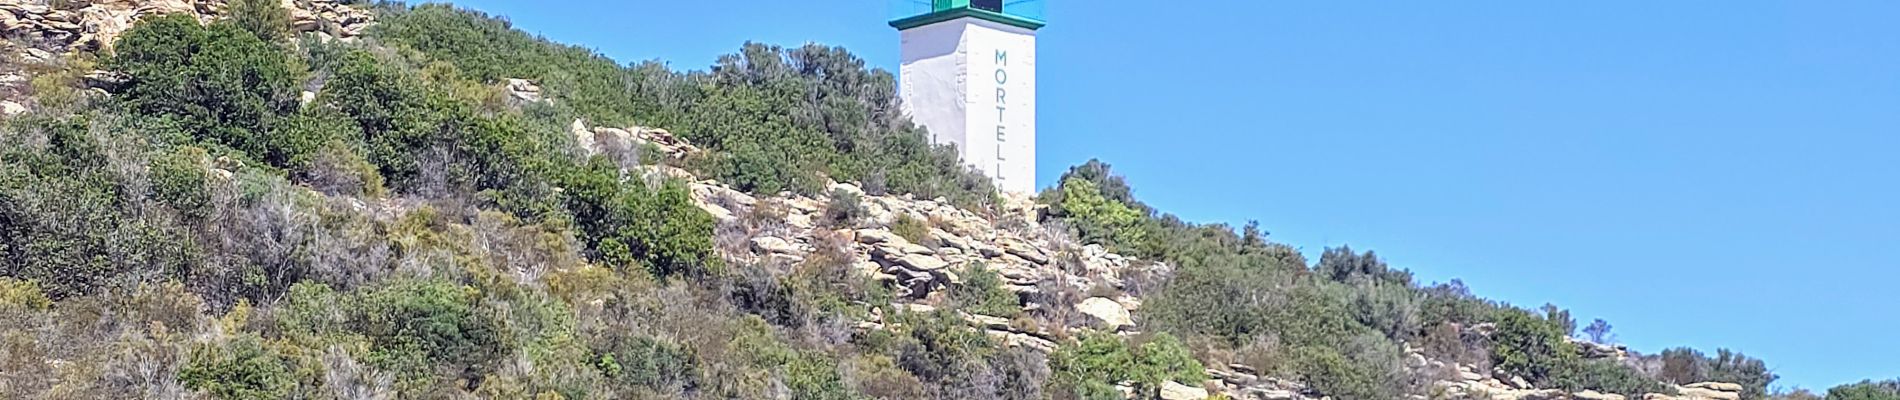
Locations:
1159;381;1208;400
570;119;596;154
1683;382;1743;393
505;78;543;102
827;181;864;197
695;202;735;223
1246;388;1301;400
1673;385;1741;400
749;237;798;255
890;253;948;271
1076;297;1133;329
1574;390;1627;400
858;228;900;244
999;237;1049;265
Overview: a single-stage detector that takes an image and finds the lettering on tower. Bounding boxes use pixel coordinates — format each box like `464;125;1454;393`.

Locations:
995;49;1008;180
894;10;1040;194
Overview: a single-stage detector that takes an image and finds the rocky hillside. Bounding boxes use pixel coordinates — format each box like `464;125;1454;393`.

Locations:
570;117;1755;400
0;1;1880;399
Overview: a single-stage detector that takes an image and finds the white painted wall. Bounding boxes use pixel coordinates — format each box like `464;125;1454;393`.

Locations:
899;18;1038;194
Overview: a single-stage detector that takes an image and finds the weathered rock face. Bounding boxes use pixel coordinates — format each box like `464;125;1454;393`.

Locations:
1406;341;1747;400
570;119;704;168
1571;337;1632;361
0;0;373;113
0;0;370;54
1076;296;1133;330
505;78;543;103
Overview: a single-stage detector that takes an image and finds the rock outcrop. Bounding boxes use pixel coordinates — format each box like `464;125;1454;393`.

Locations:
0;0;372;113
0;0;370;55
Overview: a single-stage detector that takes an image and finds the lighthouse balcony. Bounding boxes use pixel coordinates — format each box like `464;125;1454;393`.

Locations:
890;0;1046;30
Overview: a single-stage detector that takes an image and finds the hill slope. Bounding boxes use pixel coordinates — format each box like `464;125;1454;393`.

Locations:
0;1;1886;400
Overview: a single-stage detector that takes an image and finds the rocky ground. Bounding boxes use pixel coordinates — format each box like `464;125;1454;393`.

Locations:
563;119;1748;400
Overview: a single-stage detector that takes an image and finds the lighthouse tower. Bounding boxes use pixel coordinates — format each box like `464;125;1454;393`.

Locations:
891;0;1044;194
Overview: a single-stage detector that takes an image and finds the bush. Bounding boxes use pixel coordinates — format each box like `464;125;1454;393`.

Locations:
820;188;866;228
1549;359;1669;396
110;15;302;166
179;334;299;400
948;264;1022;318
1828;380;1900;400
1049;333;1206;399
889;214;929;245
1658;347;1777;399
0;116;203;299
228;0;290;42
560;159;717;280
149;145;214;219
1490;308;1576;384
594;336;697;392
355;279;506;383
0;278;52;311
1048;178;1150;255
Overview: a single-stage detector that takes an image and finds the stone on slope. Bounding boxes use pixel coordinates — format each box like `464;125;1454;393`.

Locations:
1159;381;1208;400
1076;297;1134;330
1682;382;1743;393
1671;384;1741;400
855;229;902;245
891;253;948;271
1574;390;1627;400
749;236;798;255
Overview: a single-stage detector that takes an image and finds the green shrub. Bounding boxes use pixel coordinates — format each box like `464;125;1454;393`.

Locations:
1049;179;1150;254
180;334;298;400
560;158;717;280
594;336;697;392
948;264;1021;318
0;116;203;299
1828;380;1900;400
110;15;302;165
1659;347;1777;399
1549;359;1669;396
1049;332;1206;399
229;0;290;42
150;145;214;218
889;214;929;244
356;279;506;381
820;188;866;228
1490;308;1576;384
0;278;52;311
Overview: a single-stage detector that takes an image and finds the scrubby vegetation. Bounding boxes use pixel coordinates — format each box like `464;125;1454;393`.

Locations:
0;1;1872;399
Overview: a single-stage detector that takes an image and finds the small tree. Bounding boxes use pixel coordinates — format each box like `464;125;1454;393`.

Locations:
1583;319;1612;343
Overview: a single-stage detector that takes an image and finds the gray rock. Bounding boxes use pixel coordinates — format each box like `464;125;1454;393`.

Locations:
1076;297;1133;329
749;236;799;255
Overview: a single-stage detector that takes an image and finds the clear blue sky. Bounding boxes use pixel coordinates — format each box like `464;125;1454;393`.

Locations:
441;0;1898;390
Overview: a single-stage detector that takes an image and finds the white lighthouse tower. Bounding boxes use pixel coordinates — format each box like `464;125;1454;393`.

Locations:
891;0;1044;194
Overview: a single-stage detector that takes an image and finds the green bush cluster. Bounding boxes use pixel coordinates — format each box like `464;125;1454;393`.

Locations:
949;264;1023;318
372;5;998;207
1828;380;1900;400
1659;347;1778;399
1049;332;1205;399
1057;160;1682;399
